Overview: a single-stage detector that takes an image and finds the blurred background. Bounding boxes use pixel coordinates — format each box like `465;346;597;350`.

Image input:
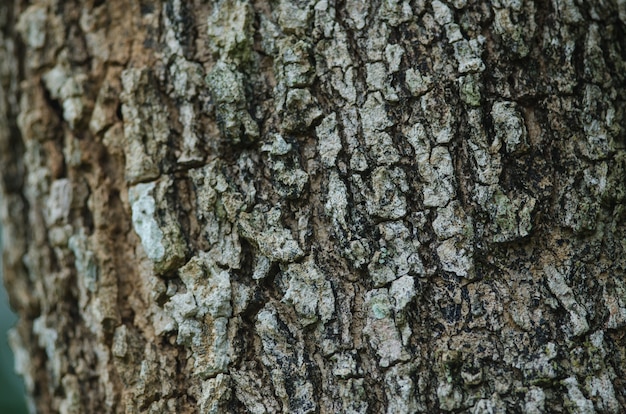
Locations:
0;215;28;413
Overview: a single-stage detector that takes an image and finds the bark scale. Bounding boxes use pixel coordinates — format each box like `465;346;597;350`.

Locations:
1;0;626;412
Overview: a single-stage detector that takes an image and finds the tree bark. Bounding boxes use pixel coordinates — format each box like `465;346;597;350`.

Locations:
2;0;626;412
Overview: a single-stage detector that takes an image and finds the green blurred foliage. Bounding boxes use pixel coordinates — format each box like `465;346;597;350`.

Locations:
0;288;28;414
0;216;28;413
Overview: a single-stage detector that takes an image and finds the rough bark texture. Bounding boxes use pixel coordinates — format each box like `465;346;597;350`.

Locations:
2;0;626;412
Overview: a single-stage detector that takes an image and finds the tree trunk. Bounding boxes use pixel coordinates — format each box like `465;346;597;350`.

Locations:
2;0;626;412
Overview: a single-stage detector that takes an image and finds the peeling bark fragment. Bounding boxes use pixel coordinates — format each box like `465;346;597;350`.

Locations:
580;84;614;160
365;61;399;102
256;306;317;414
277;37;315;88
432;201;472;241
604;276;626;330
379;0;413;26
316;112;342;168
45;179;72;226
238;206;304;263
282;88;323;132
436;236;475;279
368;221;423;286
68;230;98;298
524;386;546;413
167;56;207;164
465;109;502;201
366;166;408;219
165;253;232;378
491;0;535;58
453;39;485;73
16;5;47;49
231;367;281;413
423;146;456;208
199;374;232;414
407;123;456;208
89;73;122;135
363;289;409;367
121;68;170;183
206;61;259;144
206;0;255;64
384;363;421;413
316;28;352;70
129;178;187;274
281;257;335;326
385;44;404;73
42;63;90;130
405;69;433;97
563;377;595;413
331;351;359;379
561;162;608;234
458;74;482;107
189;159;253;255
344;0;369;30
324;171;349;233
491;101;528;154
421;90;456;144
583;24;608;85
543;263;589;337
360;92;394;135
487;189;536;243
261;134;309;198
275;0;315;34
338;378;369;413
